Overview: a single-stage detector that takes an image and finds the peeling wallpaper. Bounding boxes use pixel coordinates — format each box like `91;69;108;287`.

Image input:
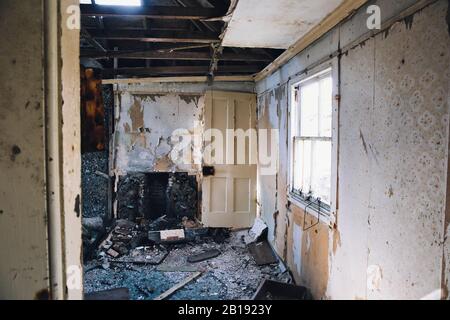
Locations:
366;2;450;299
115;92;205;174
256;0;450;299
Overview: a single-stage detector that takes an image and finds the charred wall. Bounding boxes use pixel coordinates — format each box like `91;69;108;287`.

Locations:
81;67;106;153
81;83;112;219
116;172;197;221
81;72;114;258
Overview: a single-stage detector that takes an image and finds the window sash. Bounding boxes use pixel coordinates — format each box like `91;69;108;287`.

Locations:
291;71;332;208
292;137;331;206
295;74;332;139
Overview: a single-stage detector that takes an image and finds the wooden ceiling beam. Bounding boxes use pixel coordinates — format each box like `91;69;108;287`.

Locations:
81;50;272;62
102;75;253;84
80;4;226;20
89;29;220;44
103;65;261;77
80;29;107;53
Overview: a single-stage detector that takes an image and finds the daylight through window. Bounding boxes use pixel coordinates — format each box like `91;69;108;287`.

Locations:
291;70;332;207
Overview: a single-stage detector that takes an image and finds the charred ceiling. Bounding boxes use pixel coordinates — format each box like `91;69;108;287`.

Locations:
80;0;283;79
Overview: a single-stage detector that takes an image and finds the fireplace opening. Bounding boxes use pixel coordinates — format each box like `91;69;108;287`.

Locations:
116;172;198;222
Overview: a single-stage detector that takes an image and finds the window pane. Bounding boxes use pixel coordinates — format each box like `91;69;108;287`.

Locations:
319;76;332;137
310;140;331;205
300;82;319;137
293;139;312;193
292;71;333;207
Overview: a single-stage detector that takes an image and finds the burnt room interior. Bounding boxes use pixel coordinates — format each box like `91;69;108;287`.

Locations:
79;0;291;300
1;0;450;300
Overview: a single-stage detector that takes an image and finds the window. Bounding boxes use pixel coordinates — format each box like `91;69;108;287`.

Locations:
290;69;333;212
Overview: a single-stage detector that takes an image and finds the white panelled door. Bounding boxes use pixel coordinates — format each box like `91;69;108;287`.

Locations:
202;91;257;228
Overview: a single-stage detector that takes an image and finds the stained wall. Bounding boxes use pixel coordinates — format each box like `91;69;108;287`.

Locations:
0;0;82;299
0;0;49;300
256;0;450;299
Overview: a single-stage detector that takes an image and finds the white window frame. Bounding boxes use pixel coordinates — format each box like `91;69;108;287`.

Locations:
288;60;339;226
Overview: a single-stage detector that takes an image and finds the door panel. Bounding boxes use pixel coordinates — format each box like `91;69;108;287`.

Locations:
202;91;257;228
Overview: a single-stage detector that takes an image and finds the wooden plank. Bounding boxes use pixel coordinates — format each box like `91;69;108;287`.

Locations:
254;0;368;81
101;75;255;84
80;4;226;20
81;50;272;62
89;29;220;44
154;272;202;300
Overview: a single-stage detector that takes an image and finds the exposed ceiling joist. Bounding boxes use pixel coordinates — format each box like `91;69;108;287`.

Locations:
102;75;254;85
80;4;226;20
81;29;107;53
79;0;282;79
174;0;207;33
81;50;272;62
103;65;261;77
208;0;238;81
89;29;220;44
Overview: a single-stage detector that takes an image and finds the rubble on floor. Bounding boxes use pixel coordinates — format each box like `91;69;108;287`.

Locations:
84;218;294;300
252;279;312;300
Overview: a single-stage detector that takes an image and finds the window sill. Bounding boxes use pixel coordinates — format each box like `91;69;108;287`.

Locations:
288;193;333;227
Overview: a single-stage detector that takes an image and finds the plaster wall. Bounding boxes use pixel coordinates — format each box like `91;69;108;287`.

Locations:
256;0;450;299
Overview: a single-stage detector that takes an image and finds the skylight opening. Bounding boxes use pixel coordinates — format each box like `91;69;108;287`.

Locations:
80;0;142;6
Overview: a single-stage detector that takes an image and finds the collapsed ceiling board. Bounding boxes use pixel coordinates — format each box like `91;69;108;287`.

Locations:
222;0;344;49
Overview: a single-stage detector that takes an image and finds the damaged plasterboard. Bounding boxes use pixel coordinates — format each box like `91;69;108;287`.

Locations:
115;92;205;174
222;0;344;49
245;217;268;244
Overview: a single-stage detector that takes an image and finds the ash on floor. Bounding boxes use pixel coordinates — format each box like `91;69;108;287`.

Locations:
84;231;291;300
